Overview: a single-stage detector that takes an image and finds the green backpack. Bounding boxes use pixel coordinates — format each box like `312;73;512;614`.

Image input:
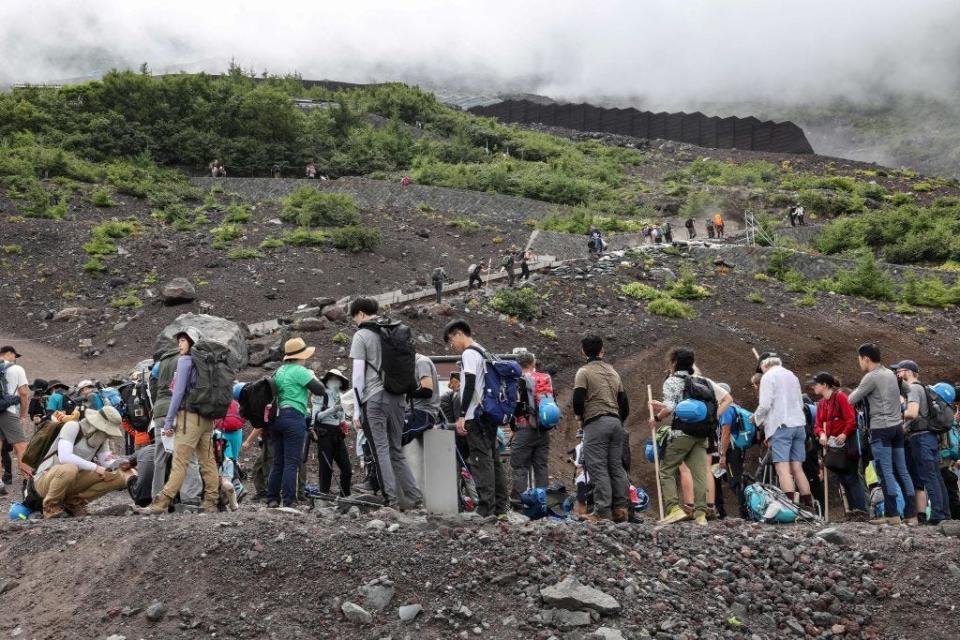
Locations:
184;341;236;419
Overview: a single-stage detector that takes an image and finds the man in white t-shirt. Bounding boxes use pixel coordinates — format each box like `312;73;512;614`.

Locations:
0;345;32;492
443;319;509;518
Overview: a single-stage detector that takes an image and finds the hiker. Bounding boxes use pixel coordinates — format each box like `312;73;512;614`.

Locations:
305;163;317;179
467;263;485;291
796;205;806;226
137;328;221;514
684;218;696;239
502;250;516;287
209;159;226;177
510;351;552;502
401;175;412;188
444;319;509;518
753;353;815;511
431;267;447;304
44;380;73;417
651;226;662;245
440;371;470;465
663;221;673;243
573;334;631;522
717;395;751;519
811;372;868;520
588;227;604;257
150;347;204;507
271;163;281;178
788;205;798;227
519;249;534;281
0;345;32;491
650;348;731;525
242;428;273;501
213;397;245;466
706;219;715;239
31;406;137;518
894;360;950;524
847;343;918;525
713;213;725;238
572;430;591;515
27;379;49;424
405;353;440;445
311;369;352;497
351;297;423;510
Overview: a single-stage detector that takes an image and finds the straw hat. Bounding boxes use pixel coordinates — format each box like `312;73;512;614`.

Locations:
320;369;350;389
82;405;123;437
283;337;316;361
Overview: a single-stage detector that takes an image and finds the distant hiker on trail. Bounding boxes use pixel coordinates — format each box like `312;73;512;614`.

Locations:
137;328;221;514
271;163;281;179
788;205;798;227
663;221;673;243
431;267;448;304
305;163;317;179
706;219;715;239
510;351;553;503
573;334;631;523
311;369;352;498
713;213;725;238
0;345;31;490
847;343;918;525
401;175;412;188
796;205;806;226
502;249;517;287
351;297;423;510
684;218;696;239
31;406;137;518
467;262;485;291
588;227;605;257
650;347;731;525
753;352;815;511
651;225;662;244
811;372;868;520
209;159;226;177
444;319;509;518
519;248;534;281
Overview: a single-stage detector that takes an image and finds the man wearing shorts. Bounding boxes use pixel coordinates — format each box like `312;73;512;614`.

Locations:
753;353;814;510
0;345;32;493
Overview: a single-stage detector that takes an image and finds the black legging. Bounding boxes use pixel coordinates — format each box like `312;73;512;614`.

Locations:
315;429;352;496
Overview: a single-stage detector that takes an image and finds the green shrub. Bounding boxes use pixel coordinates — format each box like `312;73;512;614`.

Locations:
798;189;864;217
88;187;116;207
489;287;546;320
646;297;696;319
753;272;770;282
110;292;143;308
283;228;328;246
783;270;811;293
912;182;932;192
621;282;665;301
333;332;350;345
1;244;22;254
281;188;360;227
819;252;897;301
212;224;244;243
447;217;480;234
259;237;284;249
888;192;913;206
83;257;106;272
539;328;558;340
667;270;711;300
900;272;960;307
227;247;264;260
894;302;916;315
224;202;252;223
747;291;765;304
796;293;816;307
330;226;382;252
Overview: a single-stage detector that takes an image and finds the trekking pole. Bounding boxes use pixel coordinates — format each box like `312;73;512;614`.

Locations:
647;384;665;520
751;348;760;360
822;447;829;523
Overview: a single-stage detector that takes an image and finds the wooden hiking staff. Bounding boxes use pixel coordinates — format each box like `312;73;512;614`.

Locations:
823;453;829;523
648;384;665;520
751;348;760;360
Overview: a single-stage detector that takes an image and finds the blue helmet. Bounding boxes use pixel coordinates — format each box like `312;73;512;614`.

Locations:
932;382;957;405
8;502;30;521
634;487;650;512
232;382;246;402
675;399;708;423
538;399;561;428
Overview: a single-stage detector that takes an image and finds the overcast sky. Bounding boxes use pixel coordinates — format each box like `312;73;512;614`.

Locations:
3;0;959;109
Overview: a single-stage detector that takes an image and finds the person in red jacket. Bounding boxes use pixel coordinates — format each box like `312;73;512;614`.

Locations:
812;372;867;518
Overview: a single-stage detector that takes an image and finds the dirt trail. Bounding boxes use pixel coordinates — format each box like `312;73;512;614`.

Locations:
0;330;138;382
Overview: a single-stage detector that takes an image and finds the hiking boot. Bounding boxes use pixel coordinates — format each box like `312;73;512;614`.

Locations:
846;510;869;522
579;513;608;523
694;513;708;526
658;505;692;525
611;507;629;523
400;500;424;512
1;473;10;486
904;517;919;526
266;500;280;509
43;503;67;519
705;506;719;521
64;497;89;518
0;483;7;496
201;504;219;514
680;503;694;517
136;495;171;515
870;516;901;525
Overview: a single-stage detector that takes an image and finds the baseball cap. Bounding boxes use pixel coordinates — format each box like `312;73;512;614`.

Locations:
0;345;23;358
892;360;919;374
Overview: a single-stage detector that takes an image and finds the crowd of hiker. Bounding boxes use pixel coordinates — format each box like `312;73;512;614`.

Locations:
3;320;959;528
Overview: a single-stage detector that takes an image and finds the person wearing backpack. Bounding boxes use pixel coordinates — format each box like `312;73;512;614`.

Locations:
519;249;534;281
894;361;950;525
431;267;448;304
684;218;696;239
213;398;245;467
663;221;673;244
501;250;516;287
137;329;221;514
0;345;32;494
717;398;752;519
650;348;731;525
573;334;631;523
351;297;423;510
404;353;440;446
444;319;510;518
44;381;73;417
510;351;553;503
31;405;137;518
753;353;815;511
27;379;49;425
311;369;351;497
812;372;868;520
713;213;725;238
467;263;485;291
847;344;918;526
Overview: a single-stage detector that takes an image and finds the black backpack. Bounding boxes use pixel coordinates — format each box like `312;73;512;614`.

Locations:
923;385;954;434
184;341;236;419
673;375;718;438
501;254;515;269
685;218;694;229
0;363;20;413
360;319;417;395
122;374;153;432
238;376;278;429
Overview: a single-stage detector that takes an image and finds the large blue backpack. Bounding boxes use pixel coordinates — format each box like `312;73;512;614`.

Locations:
467;346;522;427
940;425;960;462
731;406;757;450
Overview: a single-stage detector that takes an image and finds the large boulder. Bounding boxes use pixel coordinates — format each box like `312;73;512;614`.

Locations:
160;278;197;305
53;307;97;322
540;576;620;615
155;313;248;371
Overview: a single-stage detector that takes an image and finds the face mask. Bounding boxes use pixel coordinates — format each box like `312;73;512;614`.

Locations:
326;380;341;392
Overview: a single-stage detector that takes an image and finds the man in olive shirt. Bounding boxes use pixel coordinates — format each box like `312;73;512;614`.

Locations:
572;334;631;522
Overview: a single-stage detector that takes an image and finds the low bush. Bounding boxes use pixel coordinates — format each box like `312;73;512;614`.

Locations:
447;217;480;234
83;257;105;272
1;244;22;254
621;282;665;301
88;187;116;207
259;237;284;249
283;228;328;246
489;287;546;320
646;297;696;319
796;293;816;307
667;270;711;300
224;203;252;223
227;247;264;260
281;188;360;227
746;291;765;304
818;252;897;301
211;224;244;243
110;292;143;308
330;226;382;252
912;182;932;192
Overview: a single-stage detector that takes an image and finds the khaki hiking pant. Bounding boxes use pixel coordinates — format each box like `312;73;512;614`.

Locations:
659;433;709;517
157;411;220;508
36;463;127;510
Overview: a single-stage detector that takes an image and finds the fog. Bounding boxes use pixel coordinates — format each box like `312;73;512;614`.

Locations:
2;0;959;111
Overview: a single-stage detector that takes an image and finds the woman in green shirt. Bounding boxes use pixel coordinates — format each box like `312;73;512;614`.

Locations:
268;338;327;508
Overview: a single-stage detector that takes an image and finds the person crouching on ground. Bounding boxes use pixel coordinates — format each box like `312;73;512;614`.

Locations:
33;405;137;518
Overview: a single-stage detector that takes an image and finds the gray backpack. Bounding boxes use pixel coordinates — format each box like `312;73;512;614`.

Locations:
0;363;20;412
184;341;236;419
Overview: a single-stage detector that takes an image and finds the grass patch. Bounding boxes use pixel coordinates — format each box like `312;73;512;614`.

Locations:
621;282;665;301
83;257;106;272
259;237;284;249
109;291;143;308
88;187;116;207
796;293;816;307
333;332;350;345
539;328;558;340
227;247;264;260
281;188;360;227
746;291;765;304
447;217;480;234
330;226;382;253
283;228;329;246
224;202;252;223
666;270;711;300
489;287;546;320
647;297;696;319
0;244;22;254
